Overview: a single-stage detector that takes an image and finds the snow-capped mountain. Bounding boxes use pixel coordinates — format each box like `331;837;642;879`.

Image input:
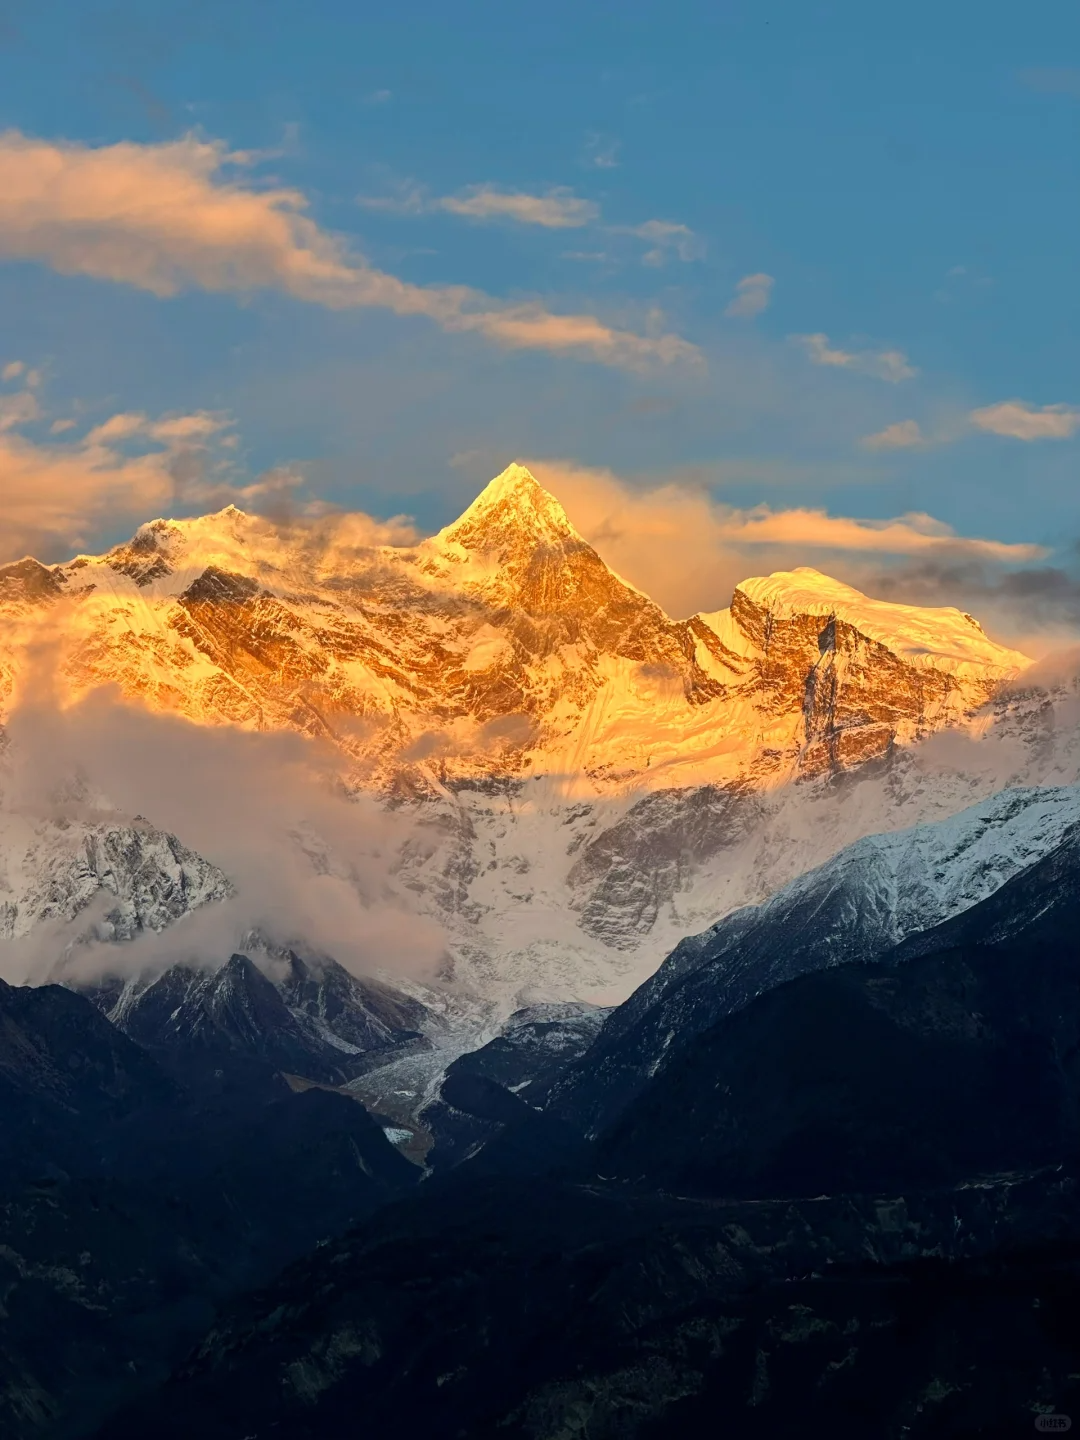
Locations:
2;463;1077;1012
90;946;433;1086
0;809;229;948
0;464;1027;786
551;783;1080;1133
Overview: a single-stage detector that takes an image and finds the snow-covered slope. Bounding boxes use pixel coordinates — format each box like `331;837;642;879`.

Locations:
552;783;1080;1131
0;809;229;950
0;465;1028;788
709;568;1025;681
1;463;1074;1013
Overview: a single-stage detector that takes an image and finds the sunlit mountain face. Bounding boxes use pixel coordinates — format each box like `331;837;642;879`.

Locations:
0;463;1030;789
3;464;1074;1012
5;475;1080;1440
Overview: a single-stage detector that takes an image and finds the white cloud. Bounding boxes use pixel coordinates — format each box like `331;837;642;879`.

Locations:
0;130;698;373
725;272;774;318
970;400;1080;441
793;332;917;382
2;359;25;381
861;419;924;450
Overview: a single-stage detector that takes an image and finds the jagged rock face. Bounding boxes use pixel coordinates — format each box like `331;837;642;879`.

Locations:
0;812;230;943
734;593;955;775
0;465;1055;1007
566;784;761;947
278;950;429;1052
420;1001;611;1170
0;465;1027;790
111;954;332;1079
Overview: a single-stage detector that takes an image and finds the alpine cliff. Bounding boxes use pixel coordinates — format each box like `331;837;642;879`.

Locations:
1;464;1074;1010
0;464;1028;788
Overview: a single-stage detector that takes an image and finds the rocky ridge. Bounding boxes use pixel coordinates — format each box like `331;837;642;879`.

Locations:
2;464;1076;1010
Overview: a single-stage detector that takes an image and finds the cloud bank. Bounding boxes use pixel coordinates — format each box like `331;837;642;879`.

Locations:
1;684;449;986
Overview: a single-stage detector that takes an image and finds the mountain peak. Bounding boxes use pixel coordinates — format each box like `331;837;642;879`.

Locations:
731;567;1029;680
437;464;581;555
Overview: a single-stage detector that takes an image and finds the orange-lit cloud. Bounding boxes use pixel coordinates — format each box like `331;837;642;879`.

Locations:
0;398;247;563
525;459;1047;620
359;183;599;228
0;130;697;371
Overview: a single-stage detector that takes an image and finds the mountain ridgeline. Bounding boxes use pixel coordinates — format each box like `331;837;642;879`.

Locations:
95;780;1080;1439
0;465;1028;789
3;468;1080;1437
2;463;1066;1007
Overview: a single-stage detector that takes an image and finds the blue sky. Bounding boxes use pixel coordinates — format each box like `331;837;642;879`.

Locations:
0;0;1077;636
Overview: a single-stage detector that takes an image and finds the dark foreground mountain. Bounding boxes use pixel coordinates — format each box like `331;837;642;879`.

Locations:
420;1001;609;1170
0;972;418;1439
97;1169;1080;1440
86;947;432;1090
90;808;1080;1439
551;785;1080;1137
8;781;1080;1437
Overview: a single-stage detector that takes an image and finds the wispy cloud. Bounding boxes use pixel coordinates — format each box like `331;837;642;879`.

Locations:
861;419;924;450
970;400;1080;441
359;173;704;272
359;182;599;229
355;180;427;215
725;272;774;318
613;219;705;266
582;132;620;169
793;332;917;382
0;130;698;372
438;185;598;228
722;507;1040;561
